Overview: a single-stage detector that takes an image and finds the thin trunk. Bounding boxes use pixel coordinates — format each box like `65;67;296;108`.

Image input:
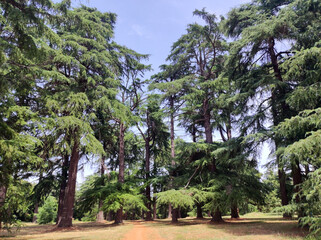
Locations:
145;114;152;221
196;204;203;219
278;168;291;218
168;96;175;219
153;197;157;219
57;134;80;228
168;204;172;219
292;161;304;218
115;123;125;224
32;203;39;223
0;185;7;230
231;203;239;219
203;99;213;144
56;154;69;223
96;157;105;222
211;208;223;223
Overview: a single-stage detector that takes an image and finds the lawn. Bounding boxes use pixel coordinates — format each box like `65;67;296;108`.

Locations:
0;213;311;240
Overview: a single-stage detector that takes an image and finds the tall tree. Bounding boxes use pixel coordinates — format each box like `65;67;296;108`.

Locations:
168;8;226;222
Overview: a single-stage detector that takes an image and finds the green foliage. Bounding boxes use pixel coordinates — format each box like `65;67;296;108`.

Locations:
156;189;194;210
37;196;57;224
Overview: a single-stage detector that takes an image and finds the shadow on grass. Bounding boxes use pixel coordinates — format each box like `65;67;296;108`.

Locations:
144;217;308;238
0;221;121;238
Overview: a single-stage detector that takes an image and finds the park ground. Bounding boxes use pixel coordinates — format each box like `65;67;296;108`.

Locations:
0;213;313;240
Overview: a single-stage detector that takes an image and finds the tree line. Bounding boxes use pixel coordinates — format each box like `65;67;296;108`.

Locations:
0;0;320;236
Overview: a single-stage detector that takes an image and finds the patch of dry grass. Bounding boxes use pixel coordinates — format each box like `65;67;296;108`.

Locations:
144;213;309;240
0;221;133;240
0;213;310;240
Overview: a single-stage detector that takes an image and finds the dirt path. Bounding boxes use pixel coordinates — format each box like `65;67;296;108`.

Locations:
122;221;164;240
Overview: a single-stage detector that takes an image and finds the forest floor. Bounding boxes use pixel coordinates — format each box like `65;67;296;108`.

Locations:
0;213;311;240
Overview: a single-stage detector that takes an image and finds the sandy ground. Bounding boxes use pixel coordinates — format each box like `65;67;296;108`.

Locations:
122;221;164;240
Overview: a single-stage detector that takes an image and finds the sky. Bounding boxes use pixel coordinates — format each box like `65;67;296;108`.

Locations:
72;0;271;183
76;0;248;76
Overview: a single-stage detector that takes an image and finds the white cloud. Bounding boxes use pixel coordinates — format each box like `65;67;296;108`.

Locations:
131;24;144;37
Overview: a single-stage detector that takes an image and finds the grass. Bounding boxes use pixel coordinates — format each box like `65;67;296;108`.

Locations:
0;221;133;240
144;212;309;240
0;213;311;240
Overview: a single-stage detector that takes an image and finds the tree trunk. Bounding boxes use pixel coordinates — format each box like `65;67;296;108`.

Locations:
115;123;125;224
32;202;39;223
153;197;157;219
56;135;80;228
0;185;7;230
292;161;304;217
168;204;172;219
231;203;239;219
278;167;291;218
196;204;203;219
268;36;293;219
97;157;105;222
172;208;178;223
56;154;69;223
145;128;152;221
168;96;175;219
211;208;223;223
115;208;123;224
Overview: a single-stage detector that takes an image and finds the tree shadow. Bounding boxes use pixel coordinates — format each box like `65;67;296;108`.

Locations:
0;221;121;238
144;217;308;239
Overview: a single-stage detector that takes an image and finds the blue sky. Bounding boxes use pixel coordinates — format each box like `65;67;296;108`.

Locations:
77;0;248;77
71;0;272;182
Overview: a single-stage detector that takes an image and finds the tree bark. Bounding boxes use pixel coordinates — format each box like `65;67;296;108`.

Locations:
115;123;125;224
57;154;69;223
292;161;304;217
96;157;105;222
196;204;203;219
32;202;39;223
268;37;292;218
211;208;224;223
57;134;80;228
145;119;152;221
231;203;240;219
168;96;176;219
153;197;157;219
172;208;179;223
0;185;7;230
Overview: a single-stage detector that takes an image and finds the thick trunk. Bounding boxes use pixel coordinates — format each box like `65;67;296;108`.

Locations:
196;204;203;219
115;208;123;224
96;200;104;222
211;208;223;223
172;208;179;223
0;185;7;230
231;203;239;219
115;123;125;224
57;135;80;228
57;154;69;223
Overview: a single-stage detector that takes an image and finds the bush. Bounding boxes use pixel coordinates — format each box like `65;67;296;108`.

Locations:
37;196;57;224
